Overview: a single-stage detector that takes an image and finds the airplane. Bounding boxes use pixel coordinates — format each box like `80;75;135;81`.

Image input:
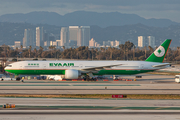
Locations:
5;39;172;81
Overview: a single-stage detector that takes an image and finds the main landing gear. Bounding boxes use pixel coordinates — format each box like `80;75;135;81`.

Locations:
83;75;97;82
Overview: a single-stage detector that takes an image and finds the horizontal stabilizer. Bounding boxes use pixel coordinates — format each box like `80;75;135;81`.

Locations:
152;63;172;68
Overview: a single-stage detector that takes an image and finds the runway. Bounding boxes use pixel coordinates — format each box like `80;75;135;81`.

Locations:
1;97;180;120
1;97;180;108
0;114;179;120
0;83;179;94
1;110;180;115
0;74;178;94
0;74;180;119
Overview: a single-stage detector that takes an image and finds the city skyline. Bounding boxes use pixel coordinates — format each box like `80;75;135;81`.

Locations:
20;25;157;49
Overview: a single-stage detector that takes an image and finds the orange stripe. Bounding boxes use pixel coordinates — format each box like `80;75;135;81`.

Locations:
163;39;172;62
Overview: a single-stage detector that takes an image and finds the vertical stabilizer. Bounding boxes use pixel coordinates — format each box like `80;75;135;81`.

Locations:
145;39;171;63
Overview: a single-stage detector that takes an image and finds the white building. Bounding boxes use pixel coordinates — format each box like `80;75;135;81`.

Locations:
23;29;35;48
89;38;96;47
60;27;69;46
147;36;155;48
69;26;79;42
36;27;44;47
138;36;145;47
77;26;90;46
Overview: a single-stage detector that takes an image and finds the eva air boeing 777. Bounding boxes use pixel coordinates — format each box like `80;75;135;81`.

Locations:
5;39;171;81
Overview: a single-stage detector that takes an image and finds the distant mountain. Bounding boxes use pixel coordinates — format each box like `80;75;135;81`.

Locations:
0;11;179;27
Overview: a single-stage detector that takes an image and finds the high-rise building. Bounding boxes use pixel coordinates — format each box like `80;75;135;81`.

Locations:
23;29;28;48
77;26;90;46
89;38;96;47
147;36;155;48
23;29;35;48
138;36;145;47
60;27;69;46
69;26;79;41
36;27;44;47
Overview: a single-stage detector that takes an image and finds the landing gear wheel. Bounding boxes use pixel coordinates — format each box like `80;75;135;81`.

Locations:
86;75;90;82
16;77;21;81
91;78;95;82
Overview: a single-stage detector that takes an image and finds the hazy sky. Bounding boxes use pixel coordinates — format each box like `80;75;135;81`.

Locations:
0;0;180;22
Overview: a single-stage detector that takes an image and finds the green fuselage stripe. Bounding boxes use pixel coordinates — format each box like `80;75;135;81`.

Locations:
5;69;155;75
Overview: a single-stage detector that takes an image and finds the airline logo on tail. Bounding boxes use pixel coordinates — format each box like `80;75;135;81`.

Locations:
154;46;165;57
145;39;171;63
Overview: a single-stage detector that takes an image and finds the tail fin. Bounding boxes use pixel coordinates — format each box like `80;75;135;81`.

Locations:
145;39;172;63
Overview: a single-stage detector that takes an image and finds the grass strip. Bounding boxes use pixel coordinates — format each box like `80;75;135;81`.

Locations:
148;72;180;75
1;94;180;99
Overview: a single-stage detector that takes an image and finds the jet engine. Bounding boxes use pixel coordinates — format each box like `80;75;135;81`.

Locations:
65;69;80;79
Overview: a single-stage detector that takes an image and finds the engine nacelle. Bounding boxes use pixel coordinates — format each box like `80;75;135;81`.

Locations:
65;69;79;79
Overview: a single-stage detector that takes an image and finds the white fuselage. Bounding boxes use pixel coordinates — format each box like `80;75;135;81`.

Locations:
4;60;169;75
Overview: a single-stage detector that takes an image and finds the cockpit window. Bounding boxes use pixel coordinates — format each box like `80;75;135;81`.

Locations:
7;65;12;67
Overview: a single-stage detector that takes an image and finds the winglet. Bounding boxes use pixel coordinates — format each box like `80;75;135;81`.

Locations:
145;39;172;63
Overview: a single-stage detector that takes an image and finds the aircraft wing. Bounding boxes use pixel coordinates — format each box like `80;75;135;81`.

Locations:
80;64;123;72
152;63;172;68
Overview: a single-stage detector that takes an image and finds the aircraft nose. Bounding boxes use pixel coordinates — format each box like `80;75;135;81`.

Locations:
4;66;7;70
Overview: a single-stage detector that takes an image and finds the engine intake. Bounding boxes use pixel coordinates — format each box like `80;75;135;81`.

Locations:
65;69;80;79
